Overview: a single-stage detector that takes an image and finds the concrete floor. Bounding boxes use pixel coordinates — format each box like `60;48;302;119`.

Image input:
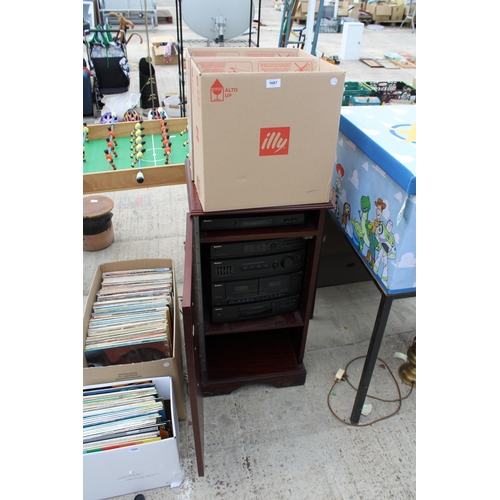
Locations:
83;2;416;499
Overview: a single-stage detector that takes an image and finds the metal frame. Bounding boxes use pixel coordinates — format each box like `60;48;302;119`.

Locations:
399;0;416;33
350;287;416;424
175;0;262;118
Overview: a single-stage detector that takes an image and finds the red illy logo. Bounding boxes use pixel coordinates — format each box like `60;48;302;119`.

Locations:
210;79;224;102
259;127;290;156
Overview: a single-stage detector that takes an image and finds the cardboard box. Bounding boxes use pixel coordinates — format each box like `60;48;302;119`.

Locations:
150;36;178;66
184;47;309;182
187;49;345;212
365;2;393;20
391;4;405;20
348;6;361;19
330;105;416;294
295;1;321;19
337;1;349;17
83;376;184;499
83;259;186;420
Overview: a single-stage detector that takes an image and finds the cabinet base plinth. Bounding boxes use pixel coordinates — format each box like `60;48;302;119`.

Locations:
201;369;307;396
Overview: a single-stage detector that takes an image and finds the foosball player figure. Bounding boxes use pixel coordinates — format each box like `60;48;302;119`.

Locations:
136;143;146;154
163;141;172;164
131;140;146;155
133;128;145;142
83;123;89;162
104;150;116;170
131;149;145;167
180;126;188;136
105;139;118;157
83;123;89;142
107;127;118;146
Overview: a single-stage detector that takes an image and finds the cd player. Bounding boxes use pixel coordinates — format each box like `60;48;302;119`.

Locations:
210;237;306;259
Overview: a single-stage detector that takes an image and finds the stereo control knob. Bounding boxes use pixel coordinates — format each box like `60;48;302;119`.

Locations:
281;256;294;270
272;261;280;269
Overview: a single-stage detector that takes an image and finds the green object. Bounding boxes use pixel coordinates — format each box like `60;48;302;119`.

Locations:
83;133;187;173
342;82;373;106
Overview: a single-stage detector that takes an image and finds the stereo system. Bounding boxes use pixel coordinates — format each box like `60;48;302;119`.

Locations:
211;249;306;282
200;213;305;231
211;271;303;306
210;237;306;259
212;295;301;323
207;235;307;323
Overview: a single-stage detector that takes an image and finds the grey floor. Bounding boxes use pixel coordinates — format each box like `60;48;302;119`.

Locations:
83;2;416;499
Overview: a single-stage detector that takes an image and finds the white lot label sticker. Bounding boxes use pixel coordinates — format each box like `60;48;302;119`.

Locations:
331;78;338;85
266;79;281;89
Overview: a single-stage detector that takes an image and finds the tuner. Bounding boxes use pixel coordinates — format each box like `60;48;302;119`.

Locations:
281;256;295;270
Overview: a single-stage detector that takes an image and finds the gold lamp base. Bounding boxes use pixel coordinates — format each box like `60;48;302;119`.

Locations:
398;337;416;387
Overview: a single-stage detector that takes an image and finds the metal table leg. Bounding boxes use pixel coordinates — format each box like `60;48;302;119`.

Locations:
349;288;415;424
350;293;394;424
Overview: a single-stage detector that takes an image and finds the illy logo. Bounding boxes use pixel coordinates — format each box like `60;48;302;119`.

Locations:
260;127;290;156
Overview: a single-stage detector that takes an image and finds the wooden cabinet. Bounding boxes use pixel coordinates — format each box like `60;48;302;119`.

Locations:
182;161;330;475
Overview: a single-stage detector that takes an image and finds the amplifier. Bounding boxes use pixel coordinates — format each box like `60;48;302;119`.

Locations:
200;213;305;231
211;271;303;306
212;295;301;323
211;250;306;282
210;237;306;259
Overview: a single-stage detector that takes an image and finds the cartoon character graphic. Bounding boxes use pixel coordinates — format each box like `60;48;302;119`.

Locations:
342;202;351;230
351;195;371;257
373;219;396;282
334;163;344;195
332;163;345;220
366;198;386;267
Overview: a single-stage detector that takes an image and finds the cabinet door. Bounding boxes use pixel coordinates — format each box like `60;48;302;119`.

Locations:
182;214;205;476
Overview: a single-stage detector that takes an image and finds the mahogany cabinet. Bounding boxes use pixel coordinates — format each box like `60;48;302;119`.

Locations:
182;161;331;475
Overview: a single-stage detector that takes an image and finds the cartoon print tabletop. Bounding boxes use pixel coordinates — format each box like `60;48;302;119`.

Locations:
331;105;416;294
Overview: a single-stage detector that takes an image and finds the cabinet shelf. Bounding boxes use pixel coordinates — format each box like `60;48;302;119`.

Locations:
203;310;305;335
202;329;306;396
199;222;319;243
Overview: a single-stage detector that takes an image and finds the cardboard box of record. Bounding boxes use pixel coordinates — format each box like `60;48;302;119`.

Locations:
83;376;183;500
187;49;345;212
83;259;186;420
330;105;416;294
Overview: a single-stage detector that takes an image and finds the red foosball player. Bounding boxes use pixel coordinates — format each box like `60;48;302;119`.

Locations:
106;139;118;157
104;150;116;170
107;127;118;146
164;147;171;165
